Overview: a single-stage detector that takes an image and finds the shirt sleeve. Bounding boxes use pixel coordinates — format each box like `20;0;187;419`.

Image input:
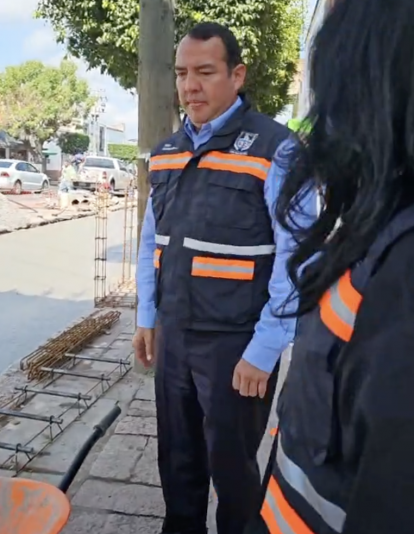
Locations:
136;195;157;328
241;137;318;373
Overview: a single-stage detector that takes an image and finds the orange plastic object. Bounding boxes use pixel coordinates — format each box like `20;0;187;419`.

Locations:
0;476;71;534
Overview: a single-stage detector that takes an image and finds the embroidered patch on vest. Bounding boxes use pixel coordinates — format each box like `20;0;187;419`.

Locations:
162;143;178;151
233;131;258;153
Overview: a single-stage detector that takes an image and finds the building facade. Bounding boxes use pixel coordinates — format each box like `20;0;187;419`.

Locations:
44;122;126;181
297;0;335;118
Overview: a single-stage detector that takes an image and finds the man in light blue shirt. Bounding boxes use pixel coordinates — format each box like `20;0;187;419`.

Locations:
133;21;317;534
136;133;313;375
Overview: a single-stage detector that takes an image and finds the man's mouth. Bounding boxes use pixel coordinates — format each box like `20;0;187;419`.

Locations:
187;101;206;108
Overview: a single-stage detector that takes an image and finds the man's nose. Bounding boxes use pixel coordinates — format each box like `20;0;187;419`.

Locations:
184;72;200;92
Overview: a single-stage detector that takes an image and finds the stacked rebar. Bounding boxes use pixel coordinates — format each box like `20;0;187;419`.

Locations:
122;186;138;283
100;279;137;309
94;190;110;307
20;311;120;380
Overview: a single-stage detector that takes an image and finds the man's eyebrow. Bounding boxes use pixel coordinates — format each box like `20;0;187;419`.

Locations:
195;63;216;70
175;63;216;70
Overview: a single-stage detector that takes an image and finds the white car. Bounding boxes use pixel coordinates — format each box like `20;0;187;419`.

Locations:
73;156;132;192
0;159;50;194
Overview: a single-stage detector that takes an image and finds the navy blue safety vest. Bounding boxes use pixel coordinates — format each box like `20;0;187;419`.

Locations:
148;100;289;331
260;206;414;534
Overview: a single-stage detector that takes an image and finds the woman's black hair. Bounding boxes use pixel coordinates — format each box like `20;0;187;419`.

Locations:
278;0;414;317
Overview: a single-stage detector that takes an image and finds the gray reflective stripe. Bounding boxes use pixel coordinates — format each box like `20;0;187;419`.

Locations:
329;280;355;328
201;155;269;175
277;438;346;533
155;234;170;245
149;156;190;170
192;261;253;276
264;489;295;534
183;237;275;257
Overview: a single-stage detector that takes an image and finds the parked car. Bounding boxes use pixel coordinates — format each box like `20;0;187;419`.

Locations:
73;157;132;192
0;159;50;194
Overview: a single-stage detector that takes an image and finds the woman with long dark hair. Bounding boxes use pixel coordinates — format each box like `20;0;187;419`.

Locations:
248;0;414;533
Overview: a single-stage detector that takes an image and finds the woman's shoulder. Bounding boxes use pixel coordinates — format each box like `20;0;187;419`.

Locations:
375;229;414;286
358;228;414;325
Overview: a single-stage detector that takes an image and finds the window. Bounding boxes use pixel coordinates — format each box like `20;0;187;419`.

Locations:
16;162;28;171
26;163;39;173
0;161;12;168
84;157;115;169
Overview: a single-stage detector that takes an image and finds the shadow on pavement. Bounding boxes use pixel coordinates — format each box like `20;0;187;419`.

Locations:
0;290;93;374
106;240;138;265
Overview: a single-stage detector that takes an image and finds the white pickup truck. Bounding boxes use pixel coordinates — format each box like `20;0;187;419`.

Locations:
73;156;133;192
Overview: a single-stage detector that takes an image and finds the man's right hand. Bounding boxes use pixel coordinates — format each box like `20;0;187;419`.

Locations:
132;327;155;368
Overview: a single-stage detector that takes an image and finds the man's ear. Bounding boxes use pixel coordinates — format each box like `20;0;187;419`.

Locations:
233;64;247;92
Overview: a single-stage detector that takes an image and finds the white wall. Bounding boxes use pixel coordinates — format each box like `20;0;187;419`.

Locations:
298;0;330;117
275;104;294;125
43;140;62;172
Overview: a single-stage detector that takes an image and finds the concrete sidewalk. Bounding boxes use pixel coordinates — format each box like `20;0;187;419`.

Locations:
0;305;286;533
62;374;165;534
62;361;285;534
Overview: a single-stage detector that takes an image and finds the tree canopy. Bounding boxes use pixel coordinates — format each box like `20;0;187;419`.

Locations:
58;131;90;155
0;60;93;155
107;143;138;162
36;0;304;116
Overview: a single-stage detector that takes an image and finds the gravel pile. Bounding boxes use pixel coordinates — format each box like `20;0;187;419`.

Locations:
0;364;26;407
0;193;43;233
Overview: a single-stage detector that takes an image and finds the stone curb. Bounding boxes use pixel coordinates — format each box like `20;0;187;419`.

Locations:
0;204;124;236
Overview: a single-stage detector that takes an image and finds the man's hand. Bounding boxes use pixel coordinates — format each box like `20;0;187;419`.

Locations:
132;327;155;368
232;359;270;399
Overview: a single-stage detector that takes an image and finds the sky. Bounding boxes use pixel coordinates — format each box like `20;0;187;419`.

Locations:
0;0;318;139
0;0;138;140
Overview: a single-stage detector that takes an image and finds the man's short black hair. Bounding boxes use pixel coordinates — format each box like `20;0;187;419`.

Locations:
187;22;243;70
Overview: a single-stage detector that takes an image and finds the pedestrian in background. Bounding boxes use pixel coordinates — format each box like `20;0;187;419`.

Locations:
250;1;414;533
59;160;76;192
133;22;317;534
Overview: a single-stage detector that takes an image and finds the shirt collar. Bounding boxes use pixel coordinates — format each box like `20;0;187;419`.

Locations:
184;96;243;139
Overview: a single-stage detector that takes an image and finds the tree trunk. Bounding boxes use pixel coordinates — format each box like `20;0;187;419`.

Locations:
172;90;182;132
136;0;175;328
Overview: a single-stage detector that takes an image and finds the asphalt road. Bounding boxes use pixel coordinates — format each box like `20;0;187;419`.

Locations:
0;211;134;373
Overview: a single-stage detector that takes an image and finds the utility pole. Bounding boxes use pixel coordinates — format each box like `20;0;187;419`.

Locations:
89;90;107;155
134;0;175;335
137;0;175;236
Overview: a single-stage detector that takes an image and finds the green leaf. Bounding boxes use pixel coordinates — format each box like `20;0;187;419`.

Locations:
35;0;304;116
58;132;90;154
107;143;138;161
0;59;94;153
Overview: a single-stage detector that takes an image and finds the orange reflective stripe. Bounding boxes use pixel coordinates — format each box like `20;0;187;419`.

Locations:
319;291;352;341
149;151;192;171
261;498;282;534
191;256;254;280
154;248;161;269
319;269;362;342
198;151;271;181
337;270;362;313
261;476;315;534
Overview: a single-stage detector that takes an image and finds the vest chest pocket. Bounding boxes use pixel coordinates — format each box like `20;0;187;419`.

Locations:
206;174;258;229
150;172;169;221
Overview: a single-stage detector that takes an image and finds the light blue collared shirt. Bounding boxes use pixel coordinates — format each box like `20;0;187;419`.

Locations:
183;97;242;150
136;99;317;372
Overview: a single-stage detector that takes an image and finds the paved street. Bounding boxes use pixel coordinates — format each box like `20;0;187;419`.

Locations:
0;210;128;372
